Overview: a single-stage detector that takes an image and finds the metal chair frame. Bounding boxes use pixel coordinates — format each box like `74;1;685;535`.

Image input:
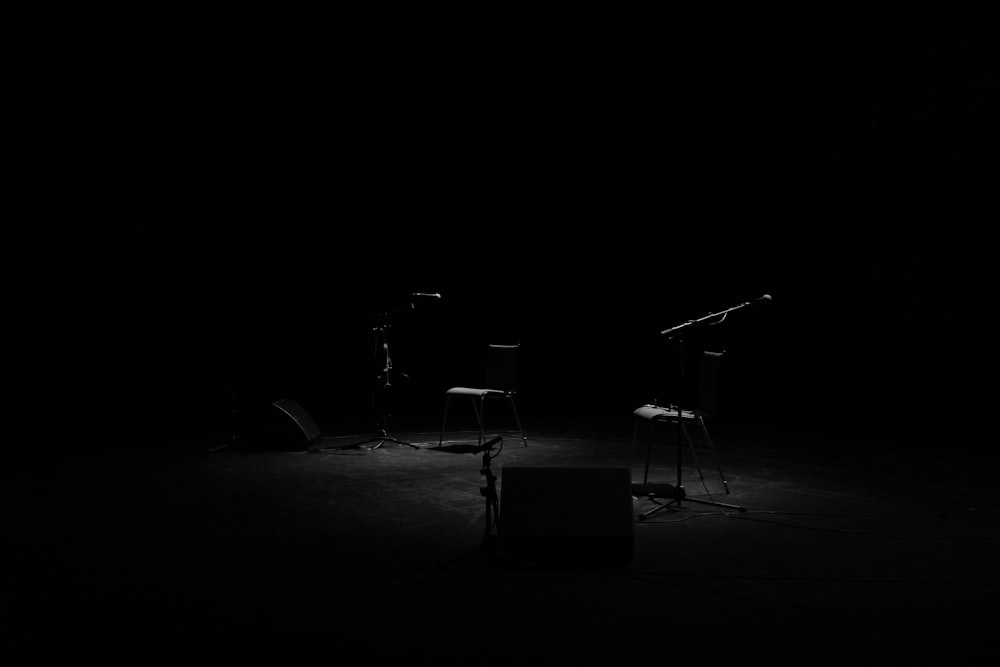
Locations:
438;343;528;449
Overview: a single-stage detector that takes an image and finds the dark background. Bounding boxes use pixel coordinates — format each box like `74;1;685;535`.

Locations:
22;4;994;452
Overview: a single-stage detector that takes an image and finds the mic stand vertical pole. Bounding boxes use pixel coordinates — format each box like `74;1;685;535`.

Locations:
674;331;684;494
479;436;502;551
638;325;698;517
637;329;689;511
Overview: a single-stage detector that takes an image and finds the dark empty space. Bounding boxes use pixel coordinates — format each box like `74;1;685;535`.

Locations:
15;5;995;660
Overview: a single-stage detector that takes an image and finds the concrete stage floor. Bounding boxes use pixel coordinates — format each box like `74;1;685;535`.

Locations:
6;419;996;661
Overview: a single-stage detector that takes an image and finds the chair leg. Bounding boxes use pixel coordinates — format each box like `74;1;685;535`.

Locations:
473;397;485;448
697;416;730;494
680;422;707;484
629;418;640;470
507;396;528;447
640;419;655;488
628;418;654;489
438;395;451;448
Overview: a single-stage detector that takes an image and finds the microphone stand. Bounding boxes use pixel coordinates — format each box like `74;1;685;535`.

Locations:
337;303;419;450
477;436;503;551
330;293;440;451
636;297;768;517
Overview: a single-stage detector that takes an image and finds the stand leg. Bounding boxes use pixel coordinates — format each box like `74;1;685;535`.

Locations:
682;496;745;512
345;429;417;450
635;414;746;519
638;486;745;520
698;416;730;494
638;494;674;520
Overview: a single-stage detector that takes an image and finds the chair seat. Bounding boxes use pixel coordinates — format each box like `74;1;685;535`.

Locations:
633;405;702;421
446;386;507;398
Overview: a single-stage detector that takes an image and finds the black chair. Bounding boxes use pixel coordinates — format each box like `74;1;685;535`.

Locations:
438;343;528;449
630;350;743;516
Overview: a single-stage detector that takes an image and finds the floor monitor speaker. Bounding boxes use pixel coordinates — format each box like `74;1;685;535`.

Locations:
499;466;634;568
237;398;317;451
272;398;322;443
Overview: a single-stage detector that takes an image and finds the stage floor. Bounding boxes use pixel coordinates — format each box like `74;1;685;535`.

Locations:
6;422;996;660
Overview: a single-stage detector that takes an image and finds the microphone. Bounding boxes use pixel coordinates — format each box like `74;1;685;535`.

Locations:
412;292;442;299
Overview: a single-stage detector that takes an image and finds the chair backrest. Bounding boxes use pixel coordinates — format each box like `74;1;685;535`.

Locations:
696;350;725;415
484;343;519;394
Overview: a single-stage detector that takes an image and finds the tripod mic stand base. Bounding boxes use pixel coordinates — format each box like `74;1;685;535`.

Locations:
633;483;746;520
347;429;419;450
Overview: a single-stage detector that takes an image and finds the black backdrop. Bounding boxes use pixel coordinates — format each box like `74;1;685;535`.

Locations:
22;5;993;452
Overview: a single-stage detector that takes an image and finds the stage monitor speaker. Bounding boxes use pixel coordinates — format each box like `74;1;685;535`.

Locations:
237;398;317;451
499;466;634;568
273;398;322;443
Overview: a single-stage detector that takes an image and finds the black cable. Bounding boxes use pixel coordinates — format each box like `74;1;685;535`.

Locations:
730;511;1000;541
640;508;967;521
627;570;1000;589
635;508;1000;541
